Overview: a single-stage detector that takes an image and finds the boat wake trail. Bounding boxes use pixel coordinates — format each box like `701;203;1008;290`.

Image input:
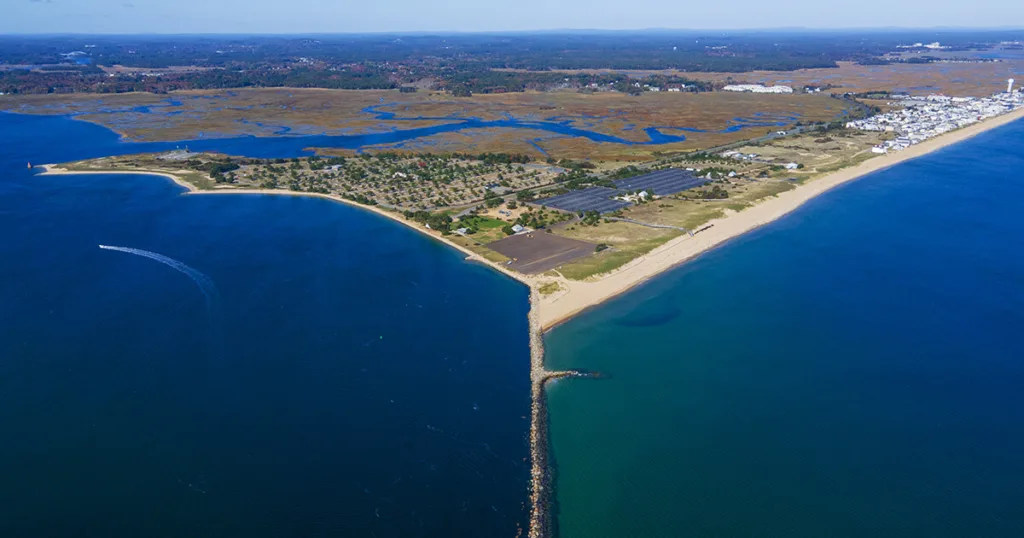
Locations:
98;244;220;316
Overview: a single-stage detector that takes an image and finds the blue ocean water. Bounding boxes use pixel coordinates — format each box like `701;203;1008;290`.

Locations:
547;119;1024;537
0;114;531;536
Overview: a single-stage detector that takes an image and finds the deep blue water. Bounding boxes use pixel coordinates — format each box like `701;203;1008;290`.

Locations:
546;118;1024;536
0;114;531;536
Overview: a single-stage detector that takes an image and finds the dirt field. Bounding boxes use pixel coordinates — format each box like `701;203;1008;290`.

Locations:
488;232;597;274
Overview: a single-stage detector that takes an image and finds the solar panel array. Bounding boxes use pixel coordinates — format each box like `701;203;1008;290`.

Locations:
612;168;709;196
534;168;711;214
535;187;631;214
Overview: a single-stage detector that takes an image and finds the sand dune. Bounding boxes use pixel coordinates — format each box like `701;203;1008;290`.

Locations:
535;108;1024;330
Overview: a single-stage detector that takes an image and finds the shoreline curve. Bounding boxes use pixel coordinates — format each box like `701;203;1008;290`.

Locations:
37;106;1024;538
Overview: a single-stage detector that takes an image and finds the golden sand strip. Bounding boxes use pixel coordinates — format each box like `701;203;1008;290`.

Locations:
535;107;1024;331
38;165;537;287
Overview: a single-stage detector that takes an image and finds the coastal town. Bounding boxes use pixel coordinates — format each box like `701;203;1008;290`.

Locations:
847;81;1023;152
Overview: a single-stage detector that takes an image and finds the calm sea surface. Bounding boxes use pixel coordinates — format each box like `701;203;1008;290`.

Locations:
0;113;531;536
6;109;1024;537
547;119;1024;537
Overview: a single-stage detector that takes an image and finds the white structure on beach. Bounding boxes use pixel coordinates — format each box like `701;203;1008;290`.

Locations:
1010;79;1016;94
722;84;794;94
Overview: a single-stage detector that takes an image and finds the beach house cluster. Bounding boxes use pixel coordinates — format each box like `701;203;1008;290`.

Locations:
722;84;794;93
846;90;1024;153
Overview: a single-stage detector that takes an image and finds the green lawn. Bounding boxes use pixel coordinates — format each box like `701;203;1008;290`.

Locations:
557;232;680;281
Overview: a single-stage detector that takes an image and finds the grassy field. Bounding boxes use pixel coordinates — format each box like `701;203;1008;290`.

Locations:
541;60;1024;97
58;151;564;212
730;130;888;176
544;128;890;279
552;221;681;280
59;157;219;190
538;281;562;295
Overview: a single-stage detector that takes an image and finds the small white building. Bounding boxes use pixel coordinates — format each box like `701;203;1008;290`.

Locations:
722;84;794;94
785;162;800;170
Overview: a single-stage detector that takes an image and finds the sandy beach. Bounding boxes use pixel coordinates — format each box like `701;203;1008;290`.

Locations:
36;107;1024;538
534;107;1024;330
37;165;536;287
39;107;1024;333
39;165;197;192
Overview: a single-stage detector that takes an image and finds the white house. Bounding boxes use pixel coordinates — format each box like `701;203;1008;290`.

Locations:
722;84;794;94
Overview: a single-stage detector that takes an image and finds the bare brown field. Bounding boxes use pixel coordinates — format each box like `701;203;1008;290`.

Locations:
0;88;849;160
488;232;597;274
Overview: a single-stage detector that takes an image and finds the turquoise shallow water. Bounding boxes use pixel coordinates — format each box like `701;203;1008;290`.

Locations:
547;119;1024;537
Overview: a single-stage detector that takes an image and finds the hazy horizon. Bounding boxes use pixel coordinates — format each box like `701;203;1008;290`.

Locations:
3;26;1024;37
4;0;1024;35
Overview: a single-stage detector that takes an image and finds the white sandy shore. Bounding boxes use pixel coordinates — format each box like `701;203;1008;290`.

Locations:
38;107;1024;332
37;164;535;287
535;107;1024;330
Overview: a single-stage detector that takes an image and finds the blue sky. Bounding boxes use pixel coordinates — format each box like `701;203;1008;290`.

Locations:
4;0;1023;34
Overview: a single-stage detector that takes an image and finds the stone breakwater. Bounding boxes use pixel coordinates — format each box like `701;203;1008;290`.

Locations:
527;289;595;538
527;289;552;538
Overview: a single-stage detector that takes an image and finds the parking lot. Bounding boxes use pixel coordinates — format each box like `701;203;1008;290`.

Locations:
487;232;597;274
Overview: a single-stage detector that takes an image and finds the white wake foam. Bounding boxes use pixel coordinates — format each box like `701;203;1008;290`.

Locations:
99;244;220;315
